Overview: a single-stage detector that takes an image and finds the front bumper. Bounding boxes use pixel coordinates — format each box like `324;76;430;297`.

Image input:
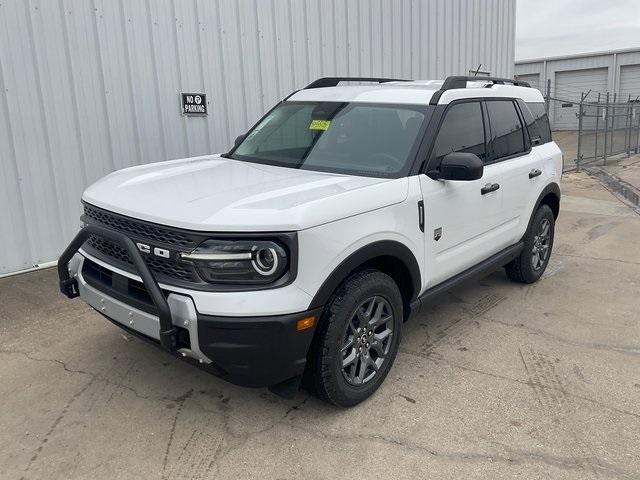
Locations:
58;225;321;389
196;308;321;387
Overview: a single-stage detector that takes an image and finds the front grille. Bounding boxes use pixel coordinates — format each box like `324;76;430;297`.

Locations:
86;235;130;264
81;203;205;286
85;235;197;282
83;204;197;249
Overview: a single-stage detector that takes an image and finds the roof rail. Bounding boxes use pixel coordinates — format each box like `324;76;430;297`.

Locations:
304;77;410;89
429;75;531;105
442;75;531;89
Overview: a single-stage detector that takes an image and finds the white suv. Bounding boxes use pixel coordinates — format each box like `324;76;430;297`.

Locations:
59;76;561;406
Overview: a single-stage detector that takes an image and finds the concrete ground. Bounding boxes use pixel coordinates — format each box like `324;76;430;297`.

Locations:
599;155;640;192
1;171;640;480
583;155;640;216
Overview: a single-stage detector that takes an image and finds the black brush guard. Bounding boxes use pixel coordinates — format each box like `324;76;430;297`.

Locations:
57;224;178;351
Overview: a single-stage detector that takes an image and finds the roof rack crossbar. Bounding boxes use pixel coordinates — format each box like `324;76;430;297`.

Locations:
429;75;531;105
304;77;411;89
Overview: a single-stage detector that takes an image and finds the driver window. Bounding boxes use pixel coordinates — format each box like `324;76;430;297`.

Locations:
430;102;486;163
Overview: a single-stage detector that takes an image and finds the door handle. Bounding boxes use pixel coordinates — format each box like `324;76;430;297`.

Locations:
481;183;500;195
529;168;542;179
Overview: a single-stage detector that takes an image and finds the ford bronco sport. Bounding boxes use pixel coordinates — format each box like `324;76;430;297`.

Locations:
58;76;561;407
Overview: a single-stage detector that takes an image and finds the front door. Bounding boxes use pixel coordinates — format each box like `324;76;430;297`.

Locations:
419;100;508;288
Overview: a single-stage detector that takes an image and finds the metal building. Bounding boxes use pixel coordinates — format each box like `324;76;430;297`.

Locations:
516;48;640;130
0;0;516;276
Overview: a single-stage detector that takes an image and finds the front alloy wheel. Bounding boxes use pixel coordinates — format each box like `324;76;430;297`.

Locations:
308;269;403;407
341;296;394;386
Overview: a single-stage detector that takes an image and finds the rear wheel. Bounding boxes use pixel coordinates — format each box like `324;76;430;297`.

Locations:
505;204;555;283
308;269;403;407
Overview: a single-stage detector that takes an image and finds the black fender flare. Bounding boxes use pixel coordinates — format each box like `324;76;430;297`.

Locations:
308;240;422;310
525;182;561;235
536;182;561;211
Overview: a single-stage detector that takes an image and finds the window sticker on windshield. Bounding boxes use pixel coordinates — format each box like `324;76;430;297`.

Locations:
309;119;331;131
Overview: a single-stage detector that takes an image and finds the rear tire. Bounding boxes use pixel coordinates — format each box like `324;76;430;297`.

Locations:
505;204;555;283
308;269;403;407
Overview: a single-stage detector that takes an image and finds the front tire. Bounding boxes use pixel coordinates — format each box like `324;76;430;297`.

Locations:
505;204;555;283
309;269;403;407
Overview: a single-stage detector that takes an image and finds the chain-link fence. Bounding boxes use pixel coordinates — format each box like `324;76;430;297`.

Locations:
576;94;640;170
544;86;640;172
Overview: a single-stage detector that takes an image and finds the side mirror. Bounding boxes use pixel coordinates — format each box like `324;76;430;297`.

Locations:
234;134;246;147
428;152;483;181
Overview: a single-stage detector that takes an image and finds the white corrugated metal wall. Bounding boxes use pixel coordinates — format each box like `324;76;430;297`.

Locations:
0;0;516;276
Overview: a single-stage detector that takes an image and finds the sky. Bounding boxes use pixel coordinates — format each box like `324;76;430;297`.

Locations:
516;0;640;60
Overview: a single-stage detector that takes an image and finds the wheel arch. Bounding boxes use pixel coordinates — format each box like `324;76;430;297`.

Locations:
525;182;560;237
535;182;561;219
308;240;421;322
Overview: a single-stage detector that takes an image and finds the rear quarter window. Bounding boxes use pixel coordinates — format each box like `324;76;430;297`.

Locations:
524;102;552;145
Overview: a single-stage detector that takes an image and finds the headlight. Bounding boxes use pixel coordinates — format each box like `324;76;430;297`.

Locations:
179;239;289;285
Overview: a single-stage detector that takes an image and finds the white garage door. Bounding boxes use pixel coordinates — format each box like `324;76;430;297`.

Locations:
516;73;541;93
554;68;608;130
619;64;640;102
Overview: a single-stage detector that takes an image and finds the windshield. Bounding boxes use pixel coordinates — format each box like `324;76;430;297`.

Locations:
230;101;427;177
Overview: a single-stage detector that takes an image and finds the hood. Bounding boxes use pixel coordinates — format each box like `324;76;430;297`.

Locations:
82;155;408;231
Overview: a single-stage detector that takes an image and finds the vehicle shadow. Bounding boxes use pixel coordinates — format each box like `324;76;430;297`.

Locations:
89;268;516;414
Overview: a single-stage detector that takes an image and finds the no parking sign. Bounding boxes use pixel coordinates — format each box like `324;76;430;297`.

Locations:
181;93;207;116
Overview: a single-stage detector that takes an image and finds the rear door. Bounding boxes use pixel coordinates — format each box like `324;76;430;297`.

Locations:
419;100;506;288
484;99;541;244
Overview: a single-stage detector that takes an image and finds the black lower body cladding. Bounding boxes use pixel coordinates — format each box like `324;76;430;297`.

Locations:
196;308;323;388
